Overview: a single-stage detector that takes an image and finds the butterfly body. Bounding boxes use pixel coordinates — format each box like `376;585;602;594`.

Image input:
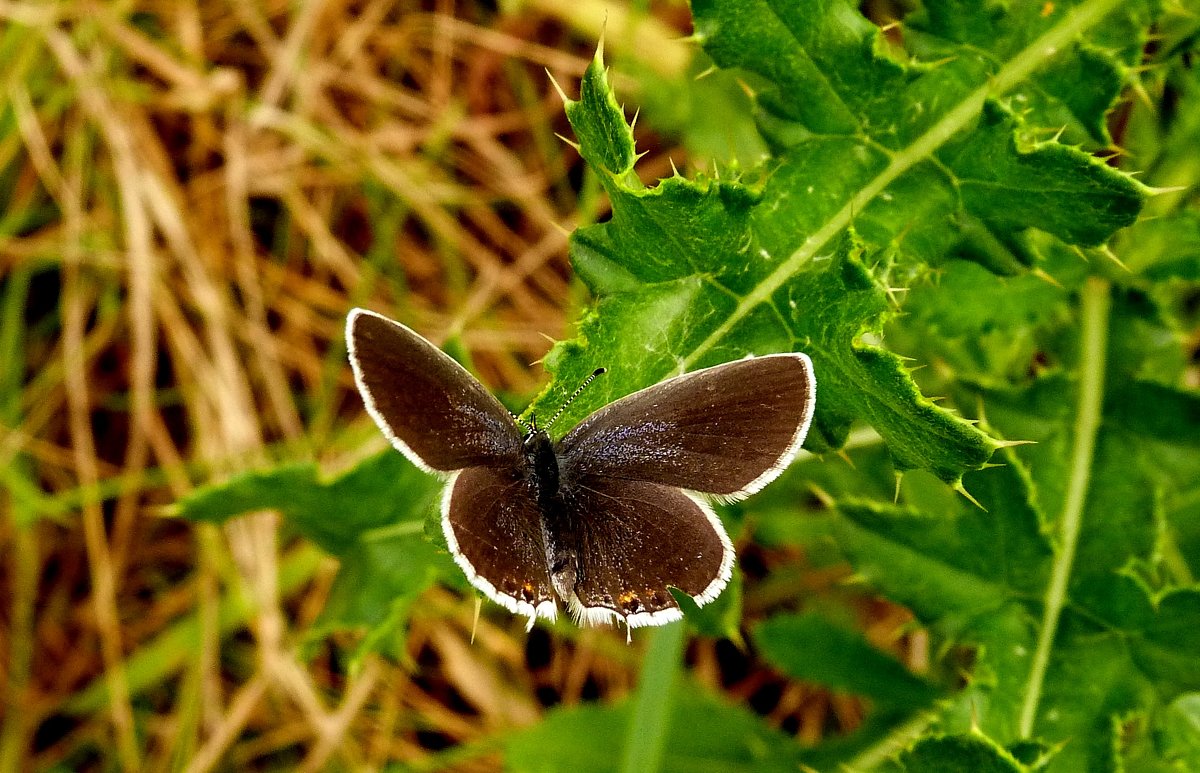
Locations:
517;427;580;604
347;308;816;630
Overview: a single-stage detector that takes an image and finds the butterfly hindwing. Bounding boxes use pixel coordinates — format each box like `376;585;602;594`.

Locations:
443;465;556;625
561;475;732;627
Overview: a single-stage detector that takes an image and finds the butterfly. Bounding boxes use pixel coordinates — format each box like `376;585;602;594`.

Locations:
346;308;816;630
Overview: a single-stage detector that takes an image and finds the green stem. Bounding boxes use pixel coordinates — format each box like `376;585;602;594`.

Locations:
1018;276;1111;737
619;622;686;773
848;710;938;771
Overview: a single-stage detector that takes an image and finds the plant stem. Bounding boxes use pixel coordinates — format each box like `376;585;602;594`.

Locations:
847;710;938;771
619;622;686;773
1018;276;1111;737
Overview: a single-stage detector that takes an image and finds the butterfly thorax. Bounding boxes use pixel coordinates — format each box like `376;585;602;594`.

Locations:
522;428;560;505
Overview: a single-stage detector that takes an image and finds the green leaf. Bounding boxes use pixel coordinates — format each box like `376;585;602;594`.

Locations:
176;453;438;556
620;623;686;773
691;0;1147;252
309;525;450;661
940;101;1143;247
790;275;1200;771
897;733;1027;773
754;259;1197;766
626;52;769;168
754;613;943;710
907;0;1153;147
1119;212;1200;281
1158;694;1200;769
504;679;805;773
890;242;1085;387
779;237;992;478
176;452;447;659
535;47;1002;486
827;456;1054;619
534;0;1150;489
670;568;743;641
933;461;1173;772
501;5;1173;764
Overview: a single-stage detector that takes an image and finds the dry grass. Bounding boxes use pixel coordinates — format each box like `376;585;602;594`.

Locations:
0;2;909;770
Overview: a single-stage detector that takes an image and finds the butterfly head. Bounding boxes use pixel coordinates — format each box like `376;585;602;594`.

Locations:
518;367;606;503
521;413;552;447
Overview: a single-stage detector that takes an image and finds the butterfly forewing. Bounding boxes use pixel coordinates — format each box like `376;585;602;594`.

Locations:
558;354;816;499
346;309;523;472
563;476;732;627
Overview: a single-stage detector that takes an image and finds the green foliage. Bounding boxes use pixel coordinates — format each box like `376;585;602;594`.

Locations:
504;677;806;773
754;613;942;710
176;453;450;660
176;0;1200;770
894;733;1029;773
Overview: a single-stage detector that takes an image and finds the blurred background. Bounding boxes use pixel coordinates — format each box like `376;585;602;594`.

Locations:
0;1;922;770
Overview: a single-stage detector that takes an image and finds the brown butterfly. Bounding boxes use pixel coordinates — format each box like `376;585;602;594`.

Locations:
347;308;815;630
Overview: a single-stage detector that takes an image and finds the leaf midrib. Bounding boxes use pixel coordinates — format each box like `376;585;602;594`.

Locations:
680;0;1127;371
1017;276;1112;737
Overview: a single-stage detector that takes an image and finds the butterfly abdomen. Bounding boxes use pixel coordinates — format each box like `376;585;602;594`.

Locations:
522;428;589;606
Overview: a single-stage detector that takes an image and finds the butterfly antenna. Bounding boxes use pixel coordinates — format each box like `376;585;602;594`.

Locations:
545;368;606;430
